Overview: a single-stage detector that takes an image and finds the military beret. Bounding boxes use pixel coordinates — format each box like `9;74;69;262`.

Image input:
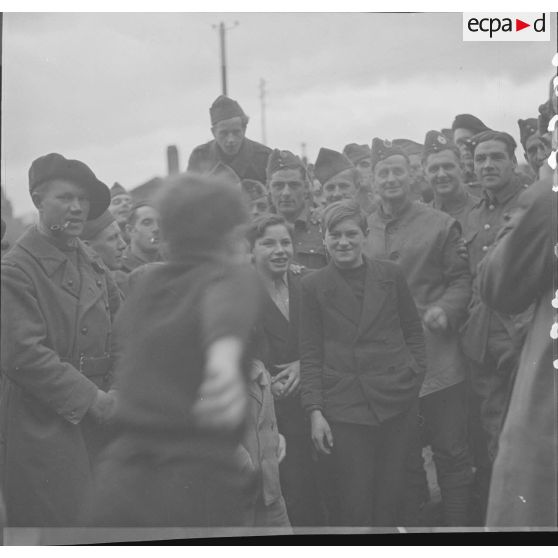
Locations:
156;173;248;259
518;118;540;149
451;114;490;134
80;209;116;241
392;139;423;156
371;138;409;169
342;143;371;165
28;153;110;220
208;161;241;187
241;179;266;200
423;130;460;159
441;128;454;141
314;148;354;185
210;95;246;126
110;182;128;198
266;149;306;180
469;130;517;154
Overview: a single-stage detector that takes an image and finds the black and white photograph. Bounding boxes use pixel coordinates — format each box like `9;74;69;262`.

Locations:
0;4;557;545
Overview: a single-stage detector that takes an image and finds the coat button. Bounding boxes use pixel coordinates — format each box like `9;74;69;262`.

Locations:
67;280;73;286
488;204;495;211
96;280;102;287
482;246;488;252
389;251;399;261
81;327;88;335
484;224;491;230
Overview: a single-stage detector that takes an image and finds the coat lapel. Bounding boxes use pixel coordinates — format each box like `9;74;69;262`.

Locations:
357;258;390;335
322;261;361;328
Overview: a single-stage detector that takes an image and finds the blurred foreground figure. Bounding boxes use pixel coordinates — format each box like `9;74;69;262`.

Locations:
1;153;118;526
483;84;557;528
82;174;264;527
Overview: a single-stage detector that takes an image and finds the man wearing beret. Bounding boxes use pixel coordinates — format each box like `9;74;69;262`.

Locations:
460;130;535;521
314;148;360;208
392;138;434;204
266;149;327;270
423;131;479;229
187;95;272;184
81;209;129;297
364;138;473;526
0;153;120;526
451;114;491;197
518;117;551;178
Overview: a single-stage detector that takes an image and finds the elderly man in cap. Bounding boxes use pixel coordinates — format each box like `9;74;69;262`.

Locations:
120;201;162;273
460;130;534;520
0;153;120;526
364;138;473;527
451;114;491;196
423;131;479;229
266;149;327;270
80;209;129;297
518;117;551;179
188;95;272;184
392;138;433;203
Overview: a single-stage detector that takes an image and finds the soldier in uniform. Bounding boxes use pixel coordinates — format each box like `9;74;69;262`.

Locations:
423;130;479;229
1;153;119;526
187;95;272;184
241;179;271;221
314;148;360;207
266;149;327;270
108;182;132;243
80;209;129;297
365;138;473;526
518;117;552;178
451;114;491;197
120;201;162;273
392;138;433;203
460;130;534;521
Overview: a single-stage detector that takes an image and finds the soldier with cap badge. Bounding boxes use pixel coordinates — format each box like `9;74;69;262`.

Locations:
188;95;272;184
314;148;361;208
518;117;551;179
266;149;327;270
365;138;473;527
0;153;120;526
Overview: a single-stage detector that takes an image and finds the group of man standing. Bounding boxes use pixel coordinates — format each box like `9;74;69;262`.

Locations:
0;83;555;531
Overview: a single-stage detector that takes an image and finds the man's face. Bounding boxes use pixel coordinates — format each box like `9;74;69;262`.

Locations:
248;197;270;221
37;179;90;239
88;222;127;270
453;128;476;175
325;217;366;269
212;116;246;157
355;157;372;186
524;134;551;174
474;140;516;192
268;168;307;220
373;155;411;203
424;149;464;198
252;224;294;279
108;194;133;226
128;205;160;254
323;168;358;207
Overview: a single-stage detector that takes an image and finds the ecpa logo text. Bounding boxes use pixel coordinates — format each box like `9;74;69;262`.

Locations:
463;13;551;42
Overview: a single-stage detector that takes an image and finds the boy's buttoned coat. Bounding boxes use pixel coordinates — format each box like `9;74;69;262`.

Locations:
299;257;426;426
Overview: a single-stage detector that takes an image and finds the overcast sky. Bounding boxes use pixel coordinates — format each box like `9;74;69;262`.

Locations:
2;11;556;216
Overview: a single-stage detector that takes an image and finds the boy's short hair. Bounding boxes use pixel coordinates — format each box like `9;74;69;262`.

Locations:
322;200;367;235
245;213;294;250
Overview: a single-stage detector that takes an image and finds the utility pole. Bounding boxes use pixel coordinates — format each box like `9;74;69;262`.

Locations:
212;21;239;96
301;142;308;166
259;78;267;145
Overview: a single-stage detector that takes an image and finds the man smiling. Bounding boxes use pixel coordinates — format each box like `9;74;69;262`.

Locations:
314;147;359;208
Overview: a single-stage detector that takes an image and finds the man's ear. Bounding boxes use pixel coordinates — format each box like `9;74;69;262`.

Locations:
31;192;43;210
211;126;217;140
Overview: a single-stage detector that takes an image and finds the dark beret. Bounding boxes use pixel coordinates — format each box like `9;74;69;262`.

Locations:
518;118;540;149
342;143;371;164
80;209;116;241
314;148;354;185
469;130;517;154
210;95;246;126
392;139;423;156
110;182;128;198
451;114;490;134
156;173;248;259
371;138;409;169
241;179;266;200
423;130;460;159
28;153;110;220
266;149;306;180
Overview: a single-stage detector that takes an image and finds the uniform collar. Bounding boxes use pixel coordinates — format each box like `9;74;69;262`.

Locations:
378;197;413;221
482;176;522;206
17;226;102;276
434;187;470;213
